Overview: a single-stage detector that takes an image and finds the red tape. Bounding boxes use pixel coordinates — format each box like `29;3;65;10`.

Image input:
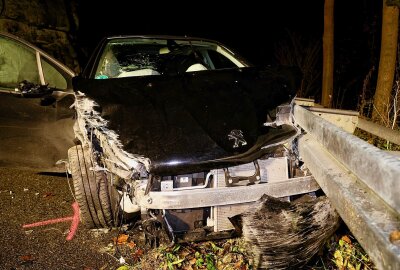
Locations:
23;202;80;241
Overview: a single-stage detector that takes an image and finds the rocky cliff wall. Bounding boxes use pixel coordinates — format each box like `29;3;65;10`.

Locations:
0;0;80;72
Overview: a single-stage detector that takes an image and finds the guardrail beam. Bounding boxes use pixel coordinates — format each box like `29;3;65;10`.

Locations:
299;134;400;270
294;104;400;269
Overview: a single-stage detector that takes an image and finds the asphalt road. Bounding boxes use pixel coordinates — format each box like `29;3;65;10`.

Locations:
0;167;372;269
0;167;120;270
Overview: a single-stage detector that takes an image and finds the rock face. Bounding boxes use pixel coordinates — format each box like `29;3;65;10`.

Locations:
0;0;80;72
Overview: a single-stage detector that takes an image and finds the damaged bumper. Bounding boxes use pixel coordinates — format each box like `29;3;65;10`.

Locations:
140;176;318;209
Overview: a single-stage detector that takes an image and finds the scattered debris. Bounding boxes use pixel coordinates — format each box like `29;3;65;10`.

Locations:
229;194;340;269
99;243;115;254
42;192;54;198
90;228;111;238
23;188;29;192
24;229;34;235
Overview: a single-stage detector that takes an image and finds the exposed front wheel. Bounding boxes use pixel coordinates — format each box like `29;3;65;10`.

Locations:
68;145;114;228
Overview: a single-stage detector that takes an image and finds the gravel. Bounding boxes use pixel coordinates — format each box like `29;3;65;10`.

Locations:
0;167;120;270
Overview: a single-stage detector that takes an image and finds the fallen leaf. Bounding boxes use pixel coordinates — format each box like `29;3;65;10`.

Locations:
235;261;243;269
20;255;33;261
128;241;136;249
116;266;129;270
389;230;400;244
132;248;144;262
341;235;352;244
334;250;343;267
113;234;129;245
172;258;184;265
348;262;356;270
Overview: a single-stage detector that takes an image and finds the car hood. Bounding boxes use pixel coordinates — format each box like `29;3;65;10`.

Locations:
74;66;301;175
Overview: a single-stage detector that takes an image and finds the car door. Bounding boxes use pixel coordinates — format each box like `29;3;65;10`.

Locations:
0;32;76;171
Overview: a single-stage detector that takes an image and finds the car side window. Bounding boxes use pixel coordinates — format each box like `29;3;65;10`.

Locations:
41;57;67;89
207;50;237;70
0;37;40;89
95;47;120;79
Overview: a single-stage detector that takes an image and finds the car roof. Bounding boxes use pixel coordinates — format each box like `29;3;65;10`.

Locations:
103;35;226;46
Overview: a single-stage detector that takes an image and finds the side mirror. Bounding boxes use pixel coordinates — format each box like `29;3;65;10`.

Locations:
72;75;83;90
72;75;92;93
15;80;75;106
16;80;53;98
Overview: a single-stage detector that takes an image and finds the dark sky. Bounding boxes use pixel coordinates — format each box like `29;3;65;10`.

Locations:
78;1;324;65
77;0;382;109
78;0;380;65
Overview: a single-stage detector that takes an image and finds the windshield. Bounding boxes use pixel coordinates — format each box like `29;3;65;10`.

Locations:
94;38;246;79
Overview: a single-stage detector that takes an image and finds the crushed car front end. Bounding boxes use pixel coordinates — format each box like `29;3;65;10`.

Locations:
69;35;318;242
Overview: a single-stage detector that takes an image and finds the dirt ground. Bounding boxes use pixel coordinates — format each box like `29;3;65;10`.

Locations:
0;167;374;270
0;167;120;270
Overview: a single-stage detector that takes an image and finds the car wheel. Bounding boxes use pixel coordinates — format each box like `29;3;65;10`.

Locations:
68;145;113;228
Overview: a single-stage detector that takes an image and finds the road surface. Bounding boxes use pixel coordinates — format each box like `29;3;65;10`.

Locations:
0;167;119;270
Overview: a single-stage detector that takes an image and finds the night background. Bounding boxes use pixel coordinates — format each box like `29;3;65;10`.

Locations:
77;1;327;64
0;1;398;269
75;0;382;109
0;0;384;109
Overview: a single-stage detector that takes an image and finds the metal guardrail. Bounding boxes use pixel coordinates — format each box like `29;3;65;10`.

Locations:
357;117;400;146
294;105;400;270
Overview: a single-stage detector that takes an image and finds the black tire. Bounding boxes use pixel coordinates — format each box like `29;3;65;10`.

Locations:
109;178;121;225
68;145;114;228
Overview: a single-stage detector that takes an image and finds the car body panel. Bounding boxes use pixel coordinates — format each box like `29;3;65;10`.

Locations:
0;32;75;171
74;66;300;175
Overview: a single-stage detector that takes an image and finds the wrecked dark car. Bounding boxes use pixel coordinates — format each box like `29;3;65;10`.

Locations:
69;35;322;242
0;32;328;248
